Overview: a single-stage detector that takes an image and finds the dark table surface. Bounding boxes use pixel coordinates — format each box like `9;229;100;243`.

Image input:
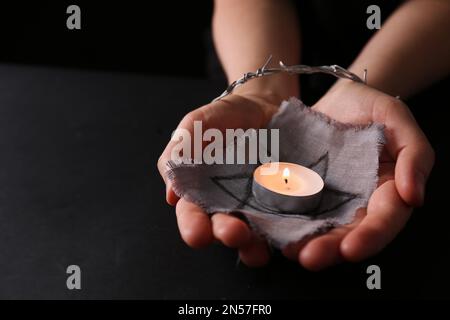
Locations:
0;64;448;299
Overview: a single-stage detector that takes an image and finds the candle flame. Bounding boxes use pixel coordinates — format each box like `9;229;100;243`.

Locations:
283;167;290;184
283;168;290;179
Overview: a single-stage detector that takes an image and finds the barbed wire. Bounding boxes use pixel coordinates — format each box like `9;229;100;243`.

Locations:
212;55;367;102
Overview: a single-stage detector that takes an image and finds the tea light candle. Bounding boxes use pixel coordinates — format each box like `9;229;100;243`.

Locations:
252;162;324;214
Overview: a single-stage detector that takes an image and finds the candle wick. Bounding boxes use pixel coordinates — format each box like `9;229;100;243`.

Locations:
284;178;288;184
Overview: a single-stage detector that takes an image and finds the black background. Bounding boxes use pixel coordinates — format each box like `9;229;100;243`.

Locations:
0;2;213;76
0;1;448;300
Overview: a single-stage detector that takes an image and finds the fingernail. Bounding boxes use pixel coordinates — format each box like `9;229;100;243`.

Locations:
415;171;425;206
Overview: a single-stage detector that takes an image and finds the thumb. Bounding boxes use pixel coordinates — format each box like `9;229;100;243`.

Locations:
165;180;179;206
157;146;181;206
395;140;434;207
157;111;202;206
380;98;435;207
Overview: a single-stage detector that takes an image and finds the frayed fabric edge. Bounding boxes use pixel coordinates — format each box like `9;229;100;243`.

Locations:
164;97;386;248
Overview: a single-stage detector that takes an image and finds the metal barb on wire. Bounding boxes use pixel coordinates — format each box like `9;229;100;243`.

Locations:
212;56;366;102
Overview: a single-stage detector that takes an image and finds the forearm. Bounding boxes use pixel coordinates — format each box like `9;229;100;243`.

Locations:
213;0;300;101
343;0;450;98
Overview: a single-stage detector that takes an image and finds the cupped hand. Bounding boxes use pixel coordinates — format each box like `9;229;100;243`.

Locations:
282;81;435;270
157;91;280;266
158;81;434;270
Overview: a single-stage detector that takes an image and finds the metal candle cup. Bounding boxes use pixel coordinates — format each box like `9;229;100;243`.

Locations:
252;162;324;215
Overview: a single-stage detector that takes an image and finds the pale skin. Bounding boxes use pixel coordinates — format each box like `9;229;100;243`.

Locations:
158;0;448;270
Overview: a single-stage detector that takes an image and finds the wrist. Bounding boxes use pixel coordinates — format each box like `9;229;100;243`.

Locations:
234;87;285;107
329;78;366;94
232;73;299;105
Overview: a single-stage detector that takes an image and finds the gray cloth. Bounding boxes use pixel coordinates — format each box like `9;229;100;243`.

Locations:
168;98;385;248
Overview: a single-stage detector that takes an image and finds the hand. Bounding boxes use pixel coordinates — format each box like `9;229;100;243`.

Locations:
282;81;435;270
158;81;434;270
157;90;281;266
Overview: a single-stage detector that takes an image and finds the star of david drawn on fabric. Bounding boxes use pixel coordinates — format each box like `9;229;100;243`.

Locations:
211;152;361;218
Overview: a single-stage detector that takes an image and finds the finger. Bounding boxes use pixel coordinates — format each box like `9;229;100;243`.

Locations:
157;110;204;206
340;180;412;262
157;155;176;205
238;233;270;267
157;134;193;206
157;140;185;206
298;210;365;271
376;99;434;206
166;182;180;206
395;139;434;207
175;198;214;248
211;213;251;248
